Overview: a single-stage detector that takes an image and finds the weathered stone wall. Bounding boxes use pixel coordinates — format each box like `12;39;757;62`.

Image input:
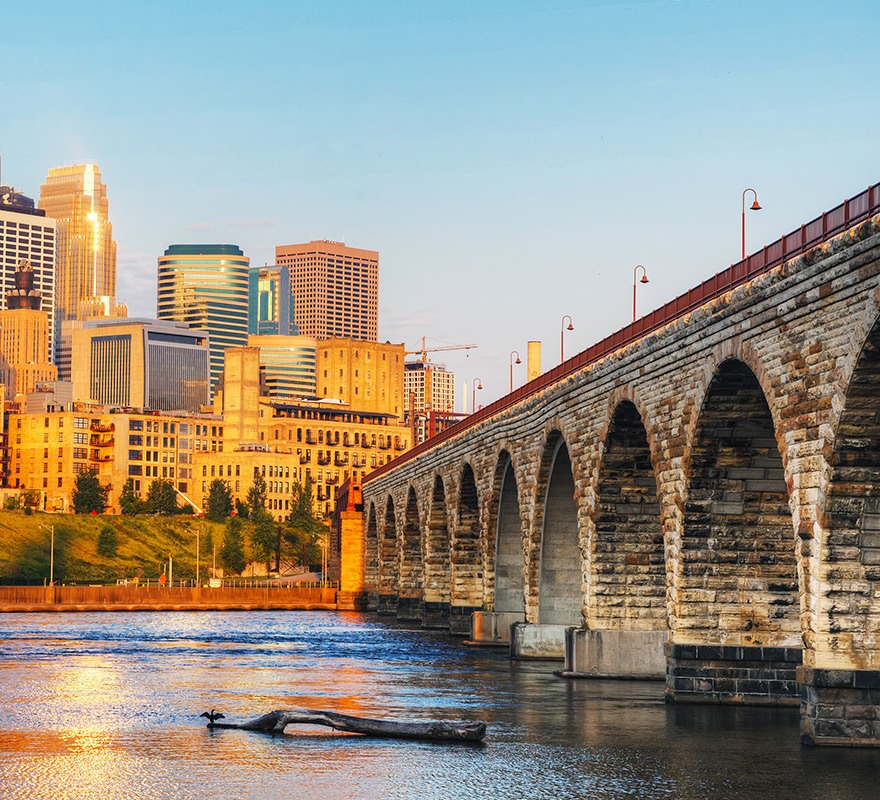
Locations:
363;215;880;680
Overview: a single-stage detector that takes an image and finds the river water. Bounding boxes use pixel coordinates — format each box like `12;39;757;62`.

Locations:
0;611;877;800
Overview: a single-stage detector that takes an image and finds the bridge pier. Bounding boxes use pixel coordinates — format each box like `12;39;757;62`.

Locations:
422;602;450;629
377;594;398;615
561;629;666;679
396;596;422;622
448;605;479;635
799;668;880;747
509;623;567;659
665;643;802;706
470;611;526;645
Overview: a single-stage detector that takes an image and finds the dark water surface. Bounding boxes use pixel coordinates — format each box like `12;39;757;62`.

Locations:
0;611;877;799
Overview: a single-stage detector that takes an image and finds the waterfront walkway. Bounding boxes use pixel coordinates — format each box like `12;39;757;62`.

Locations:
0;584;338;612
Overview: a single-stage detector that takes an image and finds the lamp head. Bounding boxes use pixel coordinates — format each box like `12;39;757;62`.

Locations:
566;322;574;331
476;381;483;390
750;199;761;211
515;356;522;364
640;274;649;284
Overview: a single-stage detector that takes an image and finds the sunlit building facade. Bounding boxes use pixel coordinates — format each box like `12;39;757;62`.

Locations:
156;244;250;394
7;406;223;513
275;240;378;341
70;318;210;412
249;264;297;336
38;164;117;334
317;338;405;419
0;188;56;360
248;334;317;400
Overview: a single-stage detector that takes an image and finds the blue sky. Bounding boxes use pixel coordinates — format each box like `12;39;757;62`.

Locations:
3;0;879;408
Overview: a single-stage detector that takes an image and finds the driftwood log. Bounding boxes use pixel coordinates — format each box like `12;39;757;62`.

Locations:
206;709;486;742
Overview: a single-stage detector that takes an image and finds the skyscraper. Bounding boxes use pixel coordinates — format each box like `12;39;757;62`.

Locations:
275;240;378;341
248;264;297;336
157;244;250;393
38;164;117;329
0;186;56;359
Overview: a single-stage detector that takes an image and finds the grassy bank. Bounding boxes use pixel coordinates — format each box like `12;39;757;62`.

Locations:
0;511;227;584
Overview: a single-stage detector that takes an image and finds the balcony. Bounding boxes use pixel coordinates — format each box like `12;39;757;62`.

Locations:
90;436;114;447
90;454;112;463
395;440;407;451
334;455;349;467
90;422;115;433
317;455;331;466
299;455;311;465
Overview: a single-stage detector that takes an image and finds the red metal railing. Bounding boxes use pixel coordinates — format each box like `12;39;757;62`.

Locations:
365;182;880;485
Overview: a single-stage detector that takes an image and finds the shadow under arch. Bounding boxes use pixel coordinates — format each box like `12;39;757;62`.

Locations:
363;501;379;607
491;450;525;615
668;358;801;706
591;400;665;629
450;462;483;633
824;313;880;662
530;431;582;626
378;496;398;614
398;485;423;621
424;475;451;628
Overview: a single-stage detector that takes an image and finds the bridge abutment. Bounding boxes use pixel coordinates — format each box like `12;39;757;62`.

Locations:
470;611;526;645
510;622;567;659
665;643;801;705
798;667;880;746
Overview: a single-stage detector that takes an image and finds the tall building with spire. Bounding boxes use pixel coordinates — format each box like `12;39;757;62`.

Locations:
0;185;56;360
38;164;117;331
0;261;57;399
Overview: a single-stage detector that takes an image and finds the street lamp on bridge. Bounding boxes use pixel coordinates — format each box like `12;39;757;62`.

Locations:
509;350;521;393
471;378;483;414
632;265;649;322
560;315;574;362
742;187;761;260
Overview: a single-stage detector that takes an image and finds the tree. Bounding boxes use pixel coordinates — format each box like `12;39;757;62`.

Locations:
72;471;109;515
97;524;118;558
205;479;233;522
246;472;268;519
284;479;326;568
220;516;247;574
250;506;277;573
146;479;180;515
119;479;146;515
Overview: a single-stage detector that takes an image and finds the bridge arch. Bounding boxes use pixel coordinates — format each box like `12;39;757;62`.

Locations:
424;475;451;608
680;358;799;646
452;462;483;611
488;450;524;614
364;501;379;597
823;311;880;664
530;430;583;625
378;496;398;612
591;399;665;629
398;486;424;618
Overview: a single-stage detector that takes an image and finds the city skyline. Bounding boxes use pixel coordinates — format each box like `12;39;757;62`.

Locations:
3;1;879;406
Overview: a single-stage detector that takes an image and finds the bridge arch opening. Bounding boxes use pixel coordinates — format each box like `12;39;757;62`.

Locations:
534;434;583;626
592;401;664;629
682;359;798;645
399;486;424;619
424;476;451;623
378;496;398;612
364;502;379;596
492;452;524;614
825;316;880;660
453;463;483;614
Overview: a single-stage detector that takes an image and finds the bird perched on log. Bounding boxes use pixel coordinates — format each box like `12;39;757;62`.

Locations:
201;709;225;725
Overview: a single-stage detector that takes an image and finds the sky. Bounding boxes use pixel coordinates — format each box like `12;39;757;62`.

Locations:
3;0;879;411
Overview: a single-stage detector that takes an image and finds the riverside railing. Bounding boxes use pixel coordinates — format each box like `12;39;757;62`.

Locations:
366;182;880;484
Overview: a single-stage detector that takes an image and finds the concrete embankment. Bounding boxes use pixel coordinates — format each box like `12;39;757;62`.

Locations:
0;585;338;612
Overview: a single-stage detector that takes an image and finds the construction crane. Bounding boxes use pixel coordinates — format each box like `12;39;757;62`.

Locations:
405;336;477;365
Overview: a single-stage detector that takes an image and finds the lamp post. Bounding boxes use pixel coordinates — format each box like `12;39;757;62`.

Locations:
560;315;574;362
471;378;483;414
38;524;54;586
632;265;649;322
742;188;761;260
509;350;522;393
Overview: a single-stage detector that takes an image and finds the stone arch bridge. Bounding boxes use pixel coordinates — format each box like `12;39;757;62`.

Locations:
352;184;880;746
